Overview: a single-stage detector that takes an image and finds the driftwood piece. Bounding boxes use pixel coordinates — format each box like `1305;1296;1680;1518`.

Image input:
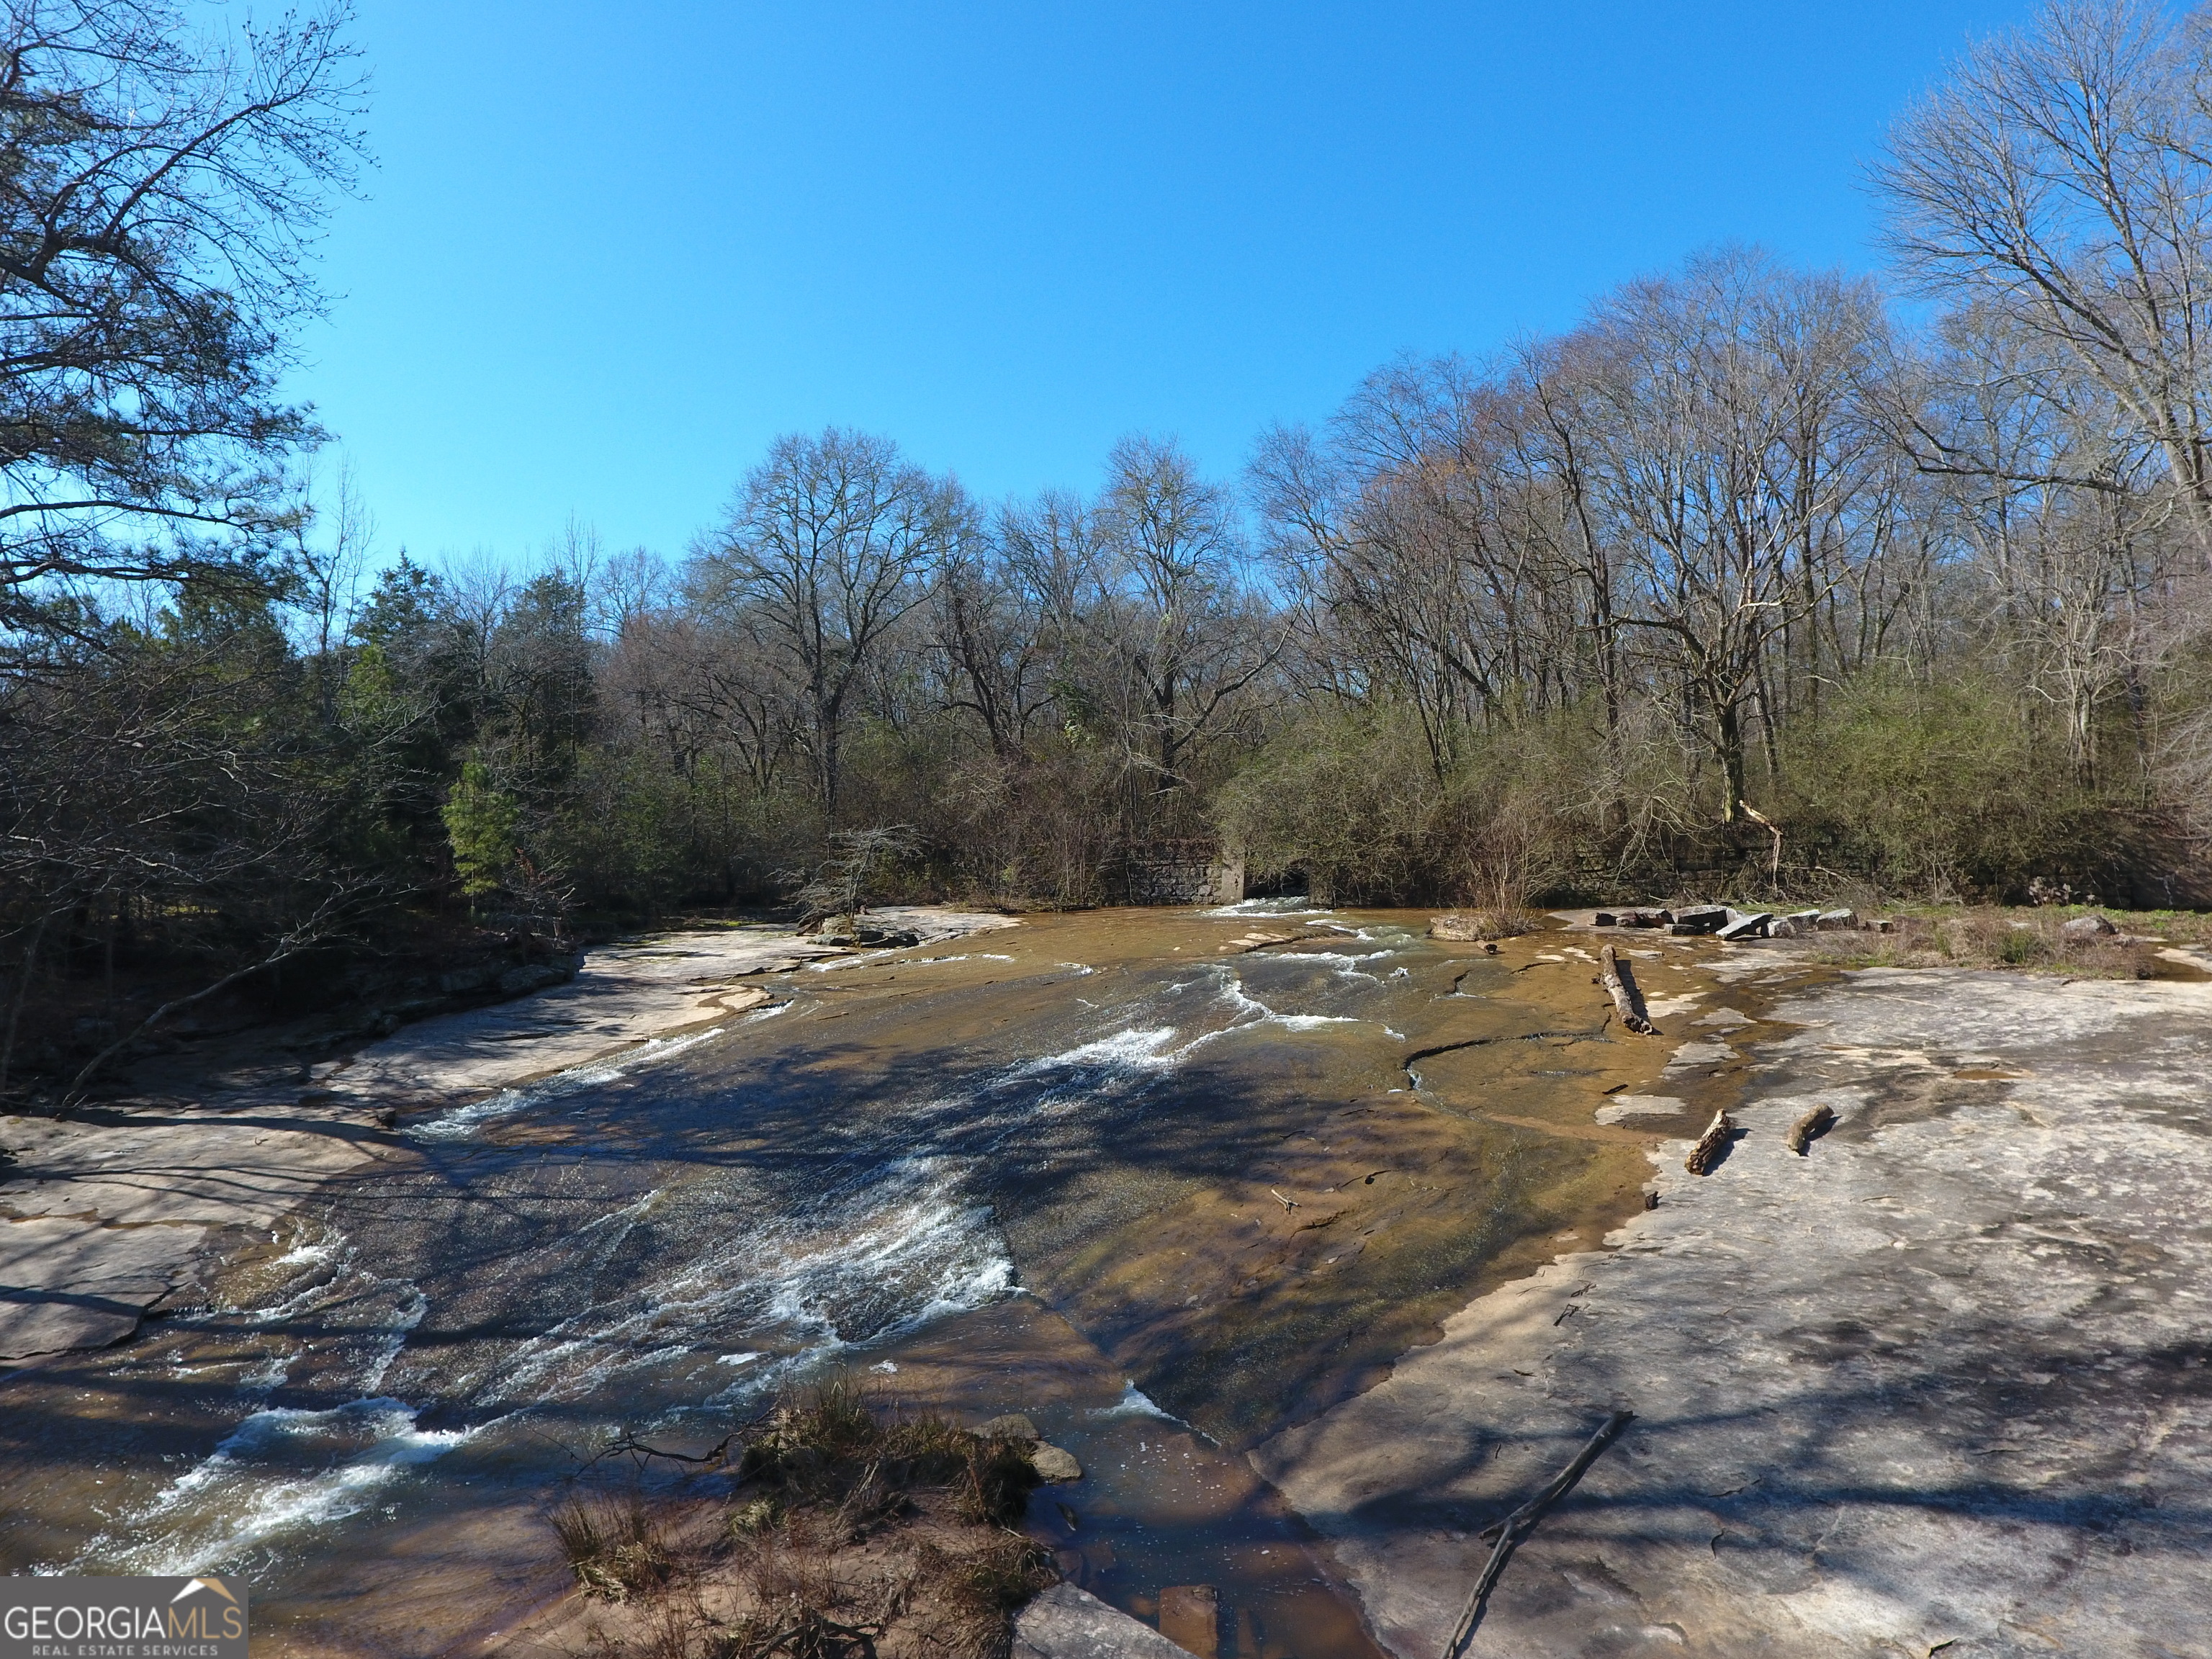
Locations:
1599;945;1658;1035
1786;1103;1837;1154
1440;1410;1636;1659
1224;929;1336;955
1684;1108;1735;1174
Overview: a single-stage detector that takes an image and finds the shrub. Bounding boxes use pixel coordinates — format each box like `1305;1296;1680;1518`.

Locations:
737;1380;1040;1530
1777;670;2147;902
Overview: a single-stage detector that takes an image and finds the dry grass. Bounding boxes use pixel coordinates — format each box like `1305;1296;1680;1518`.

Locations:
560;1380;1054;1659
1789;907;2176;977
739;1380;1041;1531
555;1491;680;1603
2136;909;2212;947
904;1534;1056;1659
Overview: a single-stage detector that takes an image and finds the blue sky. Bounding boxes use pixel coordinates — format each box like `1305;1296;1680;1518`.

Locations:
295;1;2031;566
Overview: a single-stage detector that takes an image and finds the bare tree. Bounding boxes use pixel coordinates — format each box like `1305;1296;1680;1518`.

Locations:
1576;251;1893;822
290;458;376;724
1916;303;2175;783
931;505;1059;761
1876;0;2212;552
694;430;960;821
1088;435;1281;806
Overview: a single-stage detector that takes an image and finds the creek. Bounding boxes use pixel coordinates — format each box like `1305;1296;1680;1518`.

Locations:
0;905;1690;1658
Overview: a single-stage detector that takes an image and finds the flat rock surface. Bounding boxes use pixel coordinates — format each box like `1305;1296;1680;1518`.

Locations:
0;1216;208;1360
0;912;1016;1363
329;911;1013;1107
0;1100;384;1362
1015;1583;1201;1659
1256;967;2212;1658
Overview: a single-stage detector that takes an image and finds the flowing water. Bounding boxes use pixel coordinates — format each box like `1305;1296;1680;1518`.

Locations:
0;907;1699;1656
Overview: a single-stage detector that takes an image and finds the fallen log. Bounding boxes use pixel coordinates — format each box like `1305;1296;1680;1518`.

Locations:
1786;1103;1836;1154
1684;1108;1735;1174
1441;1410;1636;1659
1599;945;1658;1035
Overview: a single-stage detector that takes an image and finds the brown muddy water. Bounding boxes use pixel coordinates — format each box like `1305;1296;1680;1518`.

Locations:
0;906;1730;1657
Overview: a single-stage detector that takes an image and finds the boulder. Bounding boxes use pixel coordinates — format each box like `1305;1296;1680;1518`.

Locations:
1014;1583;1202;1659
2061;914;2118;940
1716;911;1774;942
1030;1442;1084;1482
1817;908;1858;930
974;1412;1040;1442
1670;905;1728;935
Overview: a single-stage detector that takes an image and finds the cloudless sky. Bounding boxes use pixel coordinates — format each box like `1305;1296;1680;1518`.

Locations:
294;1;2033;567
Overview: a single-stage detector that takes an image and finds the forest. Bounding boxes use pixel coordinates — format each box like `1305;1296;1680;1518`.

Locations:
6;0;2212;1089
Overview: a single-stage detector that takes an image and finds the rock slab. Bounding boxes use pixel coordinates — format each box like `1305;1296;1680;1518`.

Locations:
0;1217;205;1360
1015;1584;1201;1659
1256;968;2212;1658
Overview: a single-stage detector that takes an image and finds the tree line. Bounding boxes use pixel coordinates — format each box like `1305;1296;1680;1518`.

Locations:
6;0;2212;1084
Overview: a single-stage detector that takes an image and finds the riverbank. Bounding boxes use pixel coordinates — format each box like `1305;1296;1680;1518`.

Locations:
0;909;1015;1365
1254;939;2212;1657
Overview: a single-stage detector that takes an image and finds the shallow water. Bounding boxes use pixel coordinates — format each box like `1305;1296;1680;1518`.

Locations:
0;908;1696;1656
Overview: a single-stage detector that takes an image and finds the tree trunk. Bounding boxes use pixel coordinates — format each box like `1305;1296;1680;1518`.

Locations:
1715;699;1748;824
1;916;51;1097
